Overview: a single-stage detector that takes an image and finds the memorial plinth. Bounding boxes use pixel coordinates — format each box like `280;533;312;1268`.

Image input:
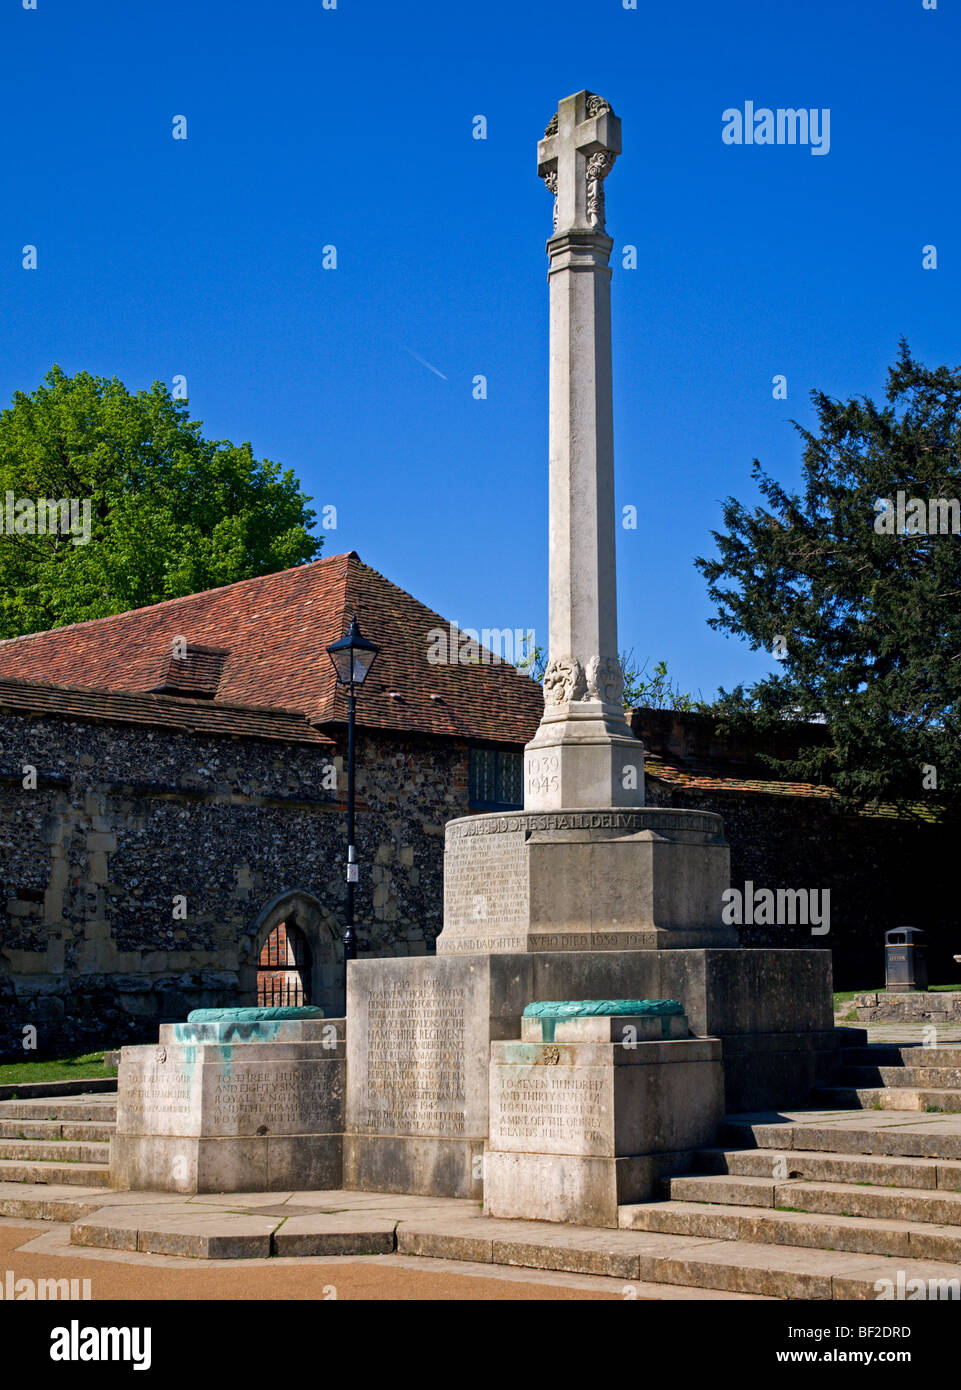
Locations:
484;1001;724;1226
343;949;836;1199
440;808;736;954
110;1007;345;1193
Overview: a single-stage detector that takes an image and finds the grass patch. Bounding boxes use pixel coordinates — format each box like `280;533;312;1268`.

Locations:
0;1050;117;1086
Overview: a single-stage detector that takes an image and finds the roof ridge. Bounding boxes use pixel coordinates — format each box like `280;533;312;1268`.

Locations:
0;553;352;647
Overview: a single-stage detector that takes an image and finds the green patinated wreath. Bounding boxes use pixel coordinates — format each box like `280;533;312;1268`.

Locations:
186;1006;325;1023
522;999;683;1019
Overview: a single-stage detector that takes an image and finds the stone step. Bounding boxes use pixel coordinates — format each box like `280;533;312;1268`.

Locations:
607;1232;960;1300
842;1047;961;1068
839;1066;961;1089
0;1183;117;1222
0;1158;110;1187
622;1199;961;1263
695;1146;961;1191
61;1197;961;1298
0;1119;116;1142
0;1098;117;1123
669;1173;961;1226
721;1116;961;1160
812;1086;961;1113
0;1139;111;1164
0;1077;117;1103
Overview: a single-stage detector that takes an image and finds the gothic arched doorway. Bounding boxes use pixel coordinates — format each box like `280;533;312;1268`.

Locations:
243;890;343;1015
256;921;312;1007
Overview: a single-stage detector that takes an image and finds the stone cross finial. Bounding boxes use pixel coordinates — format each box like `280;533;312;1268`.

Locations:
538;91;621;234
524;90;643;811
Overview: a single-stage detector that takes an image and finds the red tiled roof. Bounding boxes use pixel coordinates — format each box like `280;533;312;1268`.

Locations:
0;554;544;745
0;678;332;745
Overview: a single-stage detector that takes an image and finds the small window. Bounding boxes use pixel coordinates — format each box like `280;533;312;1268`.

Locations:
469;748;524;810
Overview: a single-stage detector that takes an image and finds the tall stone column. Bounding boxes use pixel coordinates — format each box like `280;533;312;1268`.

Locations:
524;90;645;811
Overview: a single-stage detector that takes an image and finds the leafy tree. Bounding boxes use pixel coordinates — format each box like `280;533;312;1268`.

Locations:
0;366;320;637
695;341;961;814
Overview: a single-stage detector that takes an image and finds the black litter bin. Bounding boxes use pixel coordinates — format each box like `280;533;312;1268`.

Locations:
884;926;928;993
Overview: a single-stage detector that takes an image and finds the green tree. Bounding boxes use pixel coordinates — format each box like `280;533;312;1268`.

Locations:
695;341;961;813
0;366;321;638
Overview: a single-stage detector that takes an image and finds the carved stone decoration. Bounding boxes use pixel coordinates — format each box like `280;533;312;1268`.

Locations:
542;169;558;230
585;150;616;231
544;113;558;137
586;654;624;706
542;656;588;706
584;92;613;118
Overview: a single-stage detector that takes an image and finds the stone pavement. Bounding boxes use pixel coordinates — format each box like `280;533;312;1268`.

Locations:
3;1084;961;1300
2;1104;961;1300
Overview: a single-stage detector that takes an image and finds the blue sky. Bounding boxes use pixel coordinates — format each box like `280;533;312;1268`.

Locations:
3;0;959;699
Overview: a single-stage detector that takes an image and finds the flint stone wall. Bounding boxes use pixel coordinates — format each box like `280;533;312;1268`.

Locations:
0;709;467;1058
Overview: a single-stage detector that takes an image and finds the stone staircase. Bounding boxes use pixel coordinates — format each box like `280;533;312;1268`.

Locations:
0;1092;116;1187
617;1042;961;1297
813;1043;961;1113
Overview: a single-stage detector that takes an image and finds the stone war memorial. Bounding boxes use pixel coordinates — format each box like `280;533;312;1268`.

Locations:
113;91;836;1225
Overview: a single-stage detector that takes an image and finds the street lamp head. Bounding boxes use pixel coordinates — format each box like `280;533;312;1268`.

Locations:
326;614;380;686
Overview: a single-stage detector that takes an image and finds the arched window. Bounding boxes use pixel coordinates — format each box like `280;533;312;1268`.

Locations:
256;921;312;1007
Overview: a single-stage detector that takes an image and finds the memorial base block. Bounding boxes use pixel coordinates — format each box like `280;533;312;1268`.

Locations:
440;809;737;953
110;1014;345;1194
484;1009;723;1227
344;948;836;1200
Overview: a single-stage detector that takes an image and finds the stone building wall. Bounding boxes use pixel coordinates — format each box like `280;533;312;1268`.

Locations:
0;709;468;1058
2;703;955;1058
645;779;955;992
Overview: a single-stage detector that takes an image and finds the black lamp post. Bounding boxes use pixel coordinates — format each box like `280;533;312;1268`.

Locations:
326;615;380;982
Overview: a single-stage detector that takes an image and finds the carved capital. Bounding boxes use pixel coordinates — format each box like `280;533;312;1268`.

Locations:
586;655;624;706
543;656;588;706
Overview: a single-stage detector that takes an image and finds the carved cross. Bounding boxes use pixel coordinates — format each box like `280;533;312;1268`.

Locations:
537;90;621;235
